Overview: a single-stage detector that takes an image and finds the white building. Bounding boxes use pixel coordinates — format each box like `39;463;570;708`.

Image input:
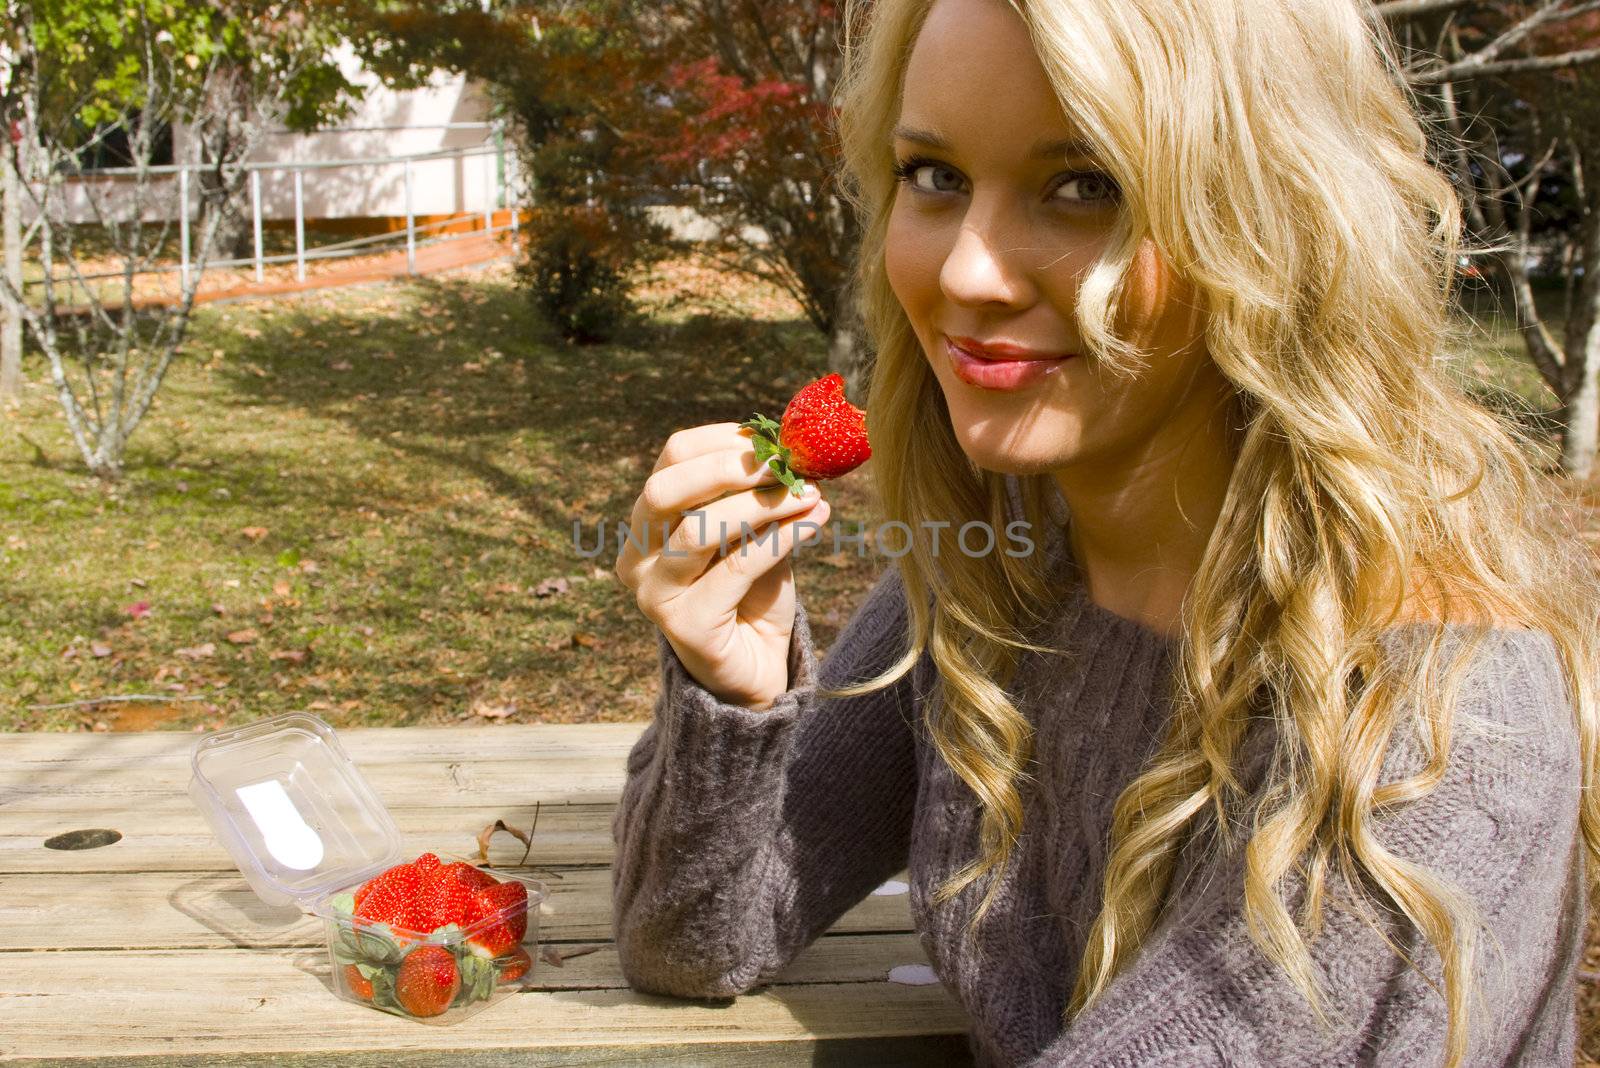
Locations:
35;43;514;234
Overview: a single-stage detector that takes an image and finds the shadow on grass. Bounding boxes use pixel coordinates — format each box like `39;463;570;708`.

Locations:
211;274;830;532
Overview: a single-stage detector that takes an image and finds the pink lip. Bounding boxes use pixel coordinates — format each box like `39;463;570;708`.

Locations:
948;335;1072;360
946;337;1074;391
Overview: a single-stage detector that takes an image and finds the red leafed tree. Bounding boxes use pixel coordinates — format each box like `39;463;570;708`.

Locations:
343;1;867;378
599;1;866;384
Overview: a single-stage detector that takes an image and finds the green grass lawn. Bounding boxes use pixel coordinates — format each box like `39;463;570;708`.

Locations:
0;260;1574;733
0;257;888;732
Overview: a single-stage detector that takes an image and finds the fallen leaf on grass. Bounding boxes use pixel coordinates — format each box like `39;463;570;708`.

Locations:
471;699;516;720
533;577;570;598
269;648;311;664
175;642;217;660
572;631;602;649
125;601;151;620
240;527;270;542
226;629;259;645
90;641;113;658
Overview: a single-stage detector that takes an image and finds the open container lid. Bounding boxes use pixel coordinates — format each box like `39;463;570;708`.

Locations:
188;711;404;911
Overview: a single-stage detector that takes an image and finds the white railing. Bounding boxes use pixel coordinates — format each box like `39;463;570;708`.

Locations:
22;138;528;297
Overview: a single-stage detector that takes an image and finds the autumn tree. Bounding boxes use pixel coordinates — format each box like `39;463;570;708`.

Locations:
1380;0;1600;476
330;2;863;373
0;0;363;477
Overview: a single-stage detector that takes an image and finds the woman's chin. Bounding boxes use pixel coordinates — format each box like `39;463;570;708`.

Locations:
955;442;1074;478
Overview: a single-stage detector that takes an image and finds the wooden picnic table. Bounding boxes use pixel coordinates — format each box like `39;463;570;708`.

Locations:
0;722;975;1065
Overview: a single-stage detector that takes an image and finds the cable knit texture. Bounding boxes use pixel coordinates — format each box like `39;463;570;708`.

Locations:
610;512;1585;1067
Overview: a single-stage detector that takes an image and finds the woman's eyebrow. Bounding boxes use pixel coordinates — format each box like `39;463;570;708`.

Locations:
891;124;1096;161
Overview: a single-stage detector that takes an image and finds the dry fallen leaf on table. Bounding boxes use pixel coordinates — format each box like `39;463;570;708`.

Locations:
476;807;540;866
540;945;601;969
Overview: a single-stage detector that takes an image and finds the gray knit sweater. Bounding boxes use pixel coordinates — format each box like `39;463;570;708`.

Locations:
610;530;1585;1066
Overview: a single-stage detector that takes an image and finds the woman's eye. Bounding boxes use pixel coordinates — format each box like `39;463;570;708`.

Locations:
893;155;1120;207
1053;172;1120;205
893;158;963;194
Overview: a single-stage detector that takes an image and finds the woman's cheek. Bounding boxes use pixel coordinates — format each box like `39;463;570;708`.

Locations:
885;205;943;322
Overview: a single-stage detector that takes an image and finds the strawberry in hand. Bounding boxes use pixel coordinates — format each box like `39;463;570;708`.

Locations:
740;373;871;497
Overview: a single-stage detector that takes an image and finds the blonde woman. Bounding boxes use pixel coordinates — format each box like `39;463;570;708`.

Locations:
609;0;1600;1064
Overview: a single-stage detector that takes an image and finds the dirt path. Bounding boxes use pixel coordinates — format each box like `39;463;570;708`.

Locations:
43;230;519;315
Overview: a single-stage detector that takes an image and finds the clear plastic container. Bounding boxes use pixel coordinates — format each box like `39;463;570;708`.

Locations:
187;710;549;1024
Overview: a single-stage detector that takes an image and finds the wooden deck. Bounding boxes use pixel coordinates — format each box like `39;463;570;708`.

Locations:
0;723;973;1065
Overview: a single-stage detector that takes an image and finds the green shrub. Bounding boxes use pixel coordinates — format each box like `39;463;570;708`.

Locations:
516;203;675;345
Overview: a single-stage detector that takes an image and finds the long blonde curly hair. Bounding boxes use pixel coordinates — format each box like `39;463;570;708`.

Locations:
814;0;1600;1064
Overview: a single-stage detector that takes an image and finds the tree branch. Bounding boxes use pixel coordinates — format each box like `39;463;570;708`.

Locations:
1371;0;1476;22
1413;46;1600;84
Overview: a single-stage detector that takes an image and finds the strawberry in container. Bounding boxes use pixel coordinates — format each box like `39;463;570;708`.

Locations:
187;711;548;1024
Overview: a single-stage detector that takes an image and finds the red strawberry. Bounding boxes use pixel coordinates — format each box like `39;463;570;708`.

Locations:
342;963;374;1001
496;946;533;984
407;867;480;933
740;373;871;494
411;852;442;877
462;880;530;959
353;867;420;928
437;861;498;892
354;858;426;914
394;945;460;1018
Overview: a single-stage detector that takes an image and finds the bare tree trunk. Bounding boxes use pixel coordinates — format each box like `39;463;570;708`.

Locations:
195;62;255;260
1560;168;1600;478
1564;284;1600;478
1;139;21;405
824;268;870;400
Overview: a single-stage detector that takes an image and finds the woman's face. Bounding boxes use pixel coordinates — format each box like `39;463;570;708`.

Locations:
885;0;1232;481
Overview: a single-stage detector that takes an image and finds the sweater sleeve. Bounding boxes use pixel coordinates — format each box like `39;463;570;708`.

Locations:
610;564;924;1000
1022;629;1584;1068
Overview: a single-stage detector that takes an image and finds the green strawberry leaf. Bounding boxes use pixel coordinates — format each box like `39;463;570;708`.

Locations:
739;413;781;440
355;962;385;981
426;923;463;947
328;892;356;917
332;943;362;966
369;967;398;1010
350;921;405;964
740;419;808;498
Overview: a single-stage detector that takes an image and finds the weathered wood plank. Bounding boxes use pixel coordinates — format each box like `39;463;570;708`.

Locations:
0;725;968;1064
1;946;972;1062
2;756;631;808
0;1034;976;1067
0;722;649;764
1;805;624;873
0;868;918;948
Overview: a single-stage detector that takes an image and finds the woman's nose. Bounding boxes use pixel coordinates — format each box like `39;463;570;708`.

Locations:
939;204;1035;309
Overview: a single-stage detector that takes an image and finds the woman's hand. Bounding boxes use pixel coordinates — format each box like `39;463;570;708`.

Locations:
614;422;832;711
